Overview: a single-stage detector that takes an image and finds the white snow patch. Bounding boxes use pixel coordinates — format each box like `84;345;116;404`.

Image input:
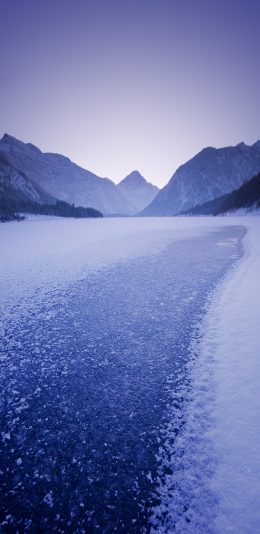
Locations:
224;205;260;216
206;218;260;532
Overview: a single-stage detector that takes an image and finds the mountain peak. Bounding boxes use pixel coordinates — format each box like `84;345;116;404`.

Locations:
118;171;159;212
119;171;147;186
1;133;17;144
1;133;41;154
236;142;247;149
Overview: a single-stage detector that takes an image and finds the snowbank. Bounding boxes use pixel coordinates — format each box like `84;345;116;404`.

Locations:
150;217;260;533
224;205;260;216
205;217;260;532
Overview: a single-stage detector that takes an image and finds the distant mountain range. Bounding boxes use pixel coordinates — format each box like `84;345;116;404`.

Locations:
1;134;260;219
118;171;159;212
0;134;136;215
140;141;260;216
183;172;260;215
0;134;159;216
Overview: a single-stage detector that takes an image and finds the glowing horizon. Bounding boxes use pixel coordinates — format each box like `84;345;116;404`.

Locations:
1;0;259;187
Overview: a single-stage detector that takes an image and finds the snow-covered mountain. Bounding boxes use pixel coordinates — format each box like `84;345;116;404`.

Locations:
141;141;260;216
0;134;135;215
0;153;55;204
118;171;159;213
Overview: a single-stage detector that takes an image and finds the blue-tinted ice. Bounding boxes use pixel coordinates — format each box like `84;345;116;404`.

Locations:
0;226;244;532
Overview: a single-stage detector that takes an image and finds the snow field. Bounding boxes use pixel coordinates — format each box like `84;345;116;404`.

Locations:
205;218;260;532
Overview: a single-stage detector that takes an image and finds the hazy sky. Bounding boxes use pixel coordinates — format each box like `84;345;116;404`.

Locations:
1;0;259;187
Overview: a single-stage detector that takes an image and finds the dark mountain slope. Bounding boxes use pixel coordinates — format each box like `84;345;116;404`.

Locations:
183;172;260;215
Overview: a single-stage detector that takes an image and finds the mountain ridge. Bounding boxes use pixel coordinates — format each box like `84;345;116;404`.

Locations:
0;134;136;215
140;141;260;216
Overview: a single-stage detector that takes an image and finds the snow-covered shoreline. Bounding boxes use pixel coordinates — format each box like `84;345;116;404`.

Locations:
150;217;260;532
204;218;260;532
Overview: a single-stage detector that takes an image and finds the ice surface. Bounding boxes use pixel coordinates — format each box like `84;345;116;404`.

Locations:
1;216;259;531
0;216;242;317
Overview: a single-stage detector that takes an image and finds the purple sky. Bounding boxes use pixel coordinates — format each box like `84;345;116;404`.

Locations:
1;0;259;187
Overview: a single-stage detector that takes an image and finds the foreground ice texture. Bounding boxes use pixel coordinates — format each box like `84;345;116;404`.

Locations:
0;218;244;532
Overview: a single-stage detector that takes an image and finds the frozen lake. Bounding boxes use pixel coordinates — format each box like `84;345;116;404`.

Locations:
0;217;245;532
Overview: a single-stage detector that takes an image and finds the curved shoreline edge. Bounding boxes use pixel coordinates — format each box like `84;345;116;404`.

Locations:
150;218;260;532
